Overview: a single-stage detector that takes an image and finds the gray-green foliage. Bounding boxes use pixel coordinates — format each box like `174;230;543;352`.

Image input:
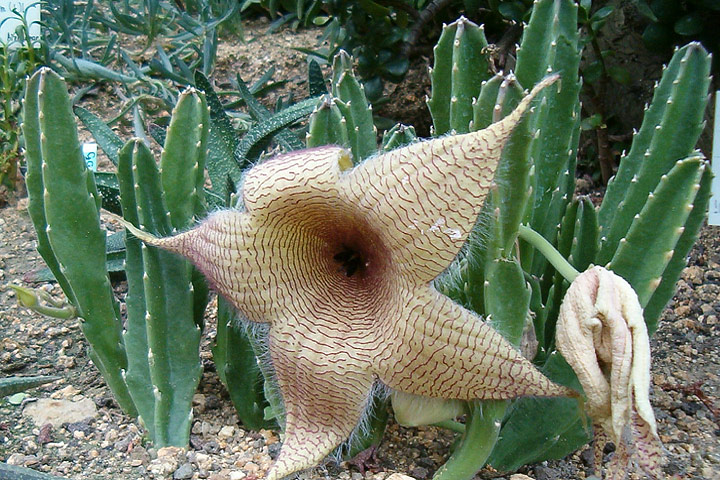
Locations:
429;1;711;476
0;462;72;480
41;0;241;116
0;375;59;398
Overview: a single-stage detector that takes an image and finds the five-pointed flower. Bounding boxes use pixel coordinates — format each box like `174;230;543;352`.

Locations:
122;76;573;479
556;266;664;479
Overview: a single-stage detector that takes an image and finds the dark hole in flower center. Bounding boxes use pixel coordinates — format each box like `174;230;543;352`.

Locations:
333;245;366;277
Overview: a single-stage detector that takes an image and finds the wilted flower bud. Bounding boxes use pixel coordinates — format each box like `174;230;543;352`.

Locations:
556;266;663;479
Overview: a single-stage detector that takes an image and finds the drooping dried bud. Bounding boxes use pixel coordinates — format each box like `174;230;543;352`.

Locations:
556;266;663;479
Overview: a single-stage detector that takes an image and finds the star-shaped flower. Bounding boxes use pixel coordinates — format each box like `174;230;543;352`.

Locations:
123;76;573;479
556;266;664;479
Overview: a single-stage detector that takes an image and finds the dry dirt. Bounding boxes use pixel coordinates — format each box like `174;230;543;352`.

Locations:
1;16;719;480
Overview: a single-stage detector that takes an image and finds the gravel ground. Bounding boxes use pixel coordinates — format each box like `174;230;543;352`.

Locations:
1;17;719;480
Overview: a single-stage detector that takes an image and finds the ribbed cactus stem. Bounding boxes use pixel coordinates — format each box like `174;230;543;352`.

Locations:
428;16;491;136
307;95;347;148
608;155;706;307
23;68;136;416
118;136;203;447
597;43;711;264
161;88;209;230
381;123;417;151
515;0;580;283
331;52;376;161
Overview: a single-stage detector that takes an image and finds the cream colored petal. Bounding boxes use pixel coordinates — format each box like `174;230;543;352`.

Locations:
341;76;558;284
556;266;663;478
267;318;375;480
375;285;573;400
241;146;352;218
119;210;282;323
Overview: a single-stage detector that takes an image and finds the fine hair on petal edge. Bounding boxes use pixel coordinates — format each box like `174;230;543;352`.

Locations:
330;381;391;465
238;316;287;429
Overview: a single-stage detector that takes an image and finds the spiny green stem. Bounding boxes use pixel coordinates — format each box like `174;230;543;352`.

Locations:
518;225;579;282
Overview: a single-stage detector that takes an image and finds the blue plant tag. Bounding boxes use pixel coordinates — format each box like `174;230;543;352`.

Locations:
82;143;98;172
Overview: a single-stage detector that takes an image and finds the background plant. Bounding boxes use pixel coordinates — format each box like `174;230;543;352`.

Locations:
637;0;720;72
1;0;245;203
0;3;42;202
38;0;242;117
428;2;710;475
247;0;541;101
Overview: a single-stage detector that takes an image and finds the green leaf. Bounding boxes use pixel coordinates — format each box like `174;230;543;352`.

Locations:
498;1;526;22
7;393;27;405
580;113;604;130
308;59;327;96
635;0;658;21
650;0;681;23
234;97;318;167
234;74;305;152
608;65;631;85
642;23;674;52
74;107;124;166
674;12;704;36
194;71;243;202
590;5;614;23
382;57;409;81
0;376;60;398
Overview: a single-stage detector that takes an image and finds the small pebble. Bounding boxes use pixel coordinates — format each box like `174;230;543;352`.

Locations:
174;462;194;479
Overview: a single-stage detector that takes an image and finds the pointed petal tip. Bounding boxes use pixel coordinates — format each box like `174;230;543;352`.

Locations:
104;211;180;252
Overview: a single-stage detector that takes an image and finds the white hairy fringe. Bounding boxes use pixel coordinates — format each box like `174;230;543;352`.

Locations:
236;316;286;430
329;380;391;465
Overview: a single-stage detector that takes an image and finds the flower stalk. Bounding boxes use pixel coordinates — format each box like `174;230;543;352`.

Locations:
432;401;507;480
9;285;77;320
518;224;579;283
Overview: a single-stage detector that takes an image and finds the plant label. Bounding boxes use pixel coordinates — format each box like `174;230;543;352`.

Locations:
83;143;98;172
0;0;41;50
710;92;720;226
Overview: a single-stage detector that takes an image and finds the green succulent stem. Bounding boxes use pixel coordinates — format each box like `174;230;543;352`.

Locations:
518;225;579;283
432;419;466;434
15;300;77;320
431;401;507;480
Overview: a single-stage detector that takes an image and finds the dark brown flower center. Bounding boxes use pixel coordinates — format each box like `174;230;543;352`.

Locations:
333;245;366;277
